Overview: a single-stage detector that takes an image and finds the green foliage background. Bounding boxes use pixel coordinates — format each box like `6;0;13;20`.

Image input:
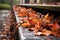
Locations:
0;0;19;9
0;0;19;5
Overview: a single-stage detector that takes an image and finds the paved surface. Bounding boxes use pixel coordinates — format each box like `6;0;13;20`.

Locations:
0;10;10;31
0;10;10;40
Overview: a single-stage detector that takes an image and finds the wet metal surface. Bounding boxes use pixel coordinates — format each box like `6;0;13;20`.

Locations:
14;11;60;40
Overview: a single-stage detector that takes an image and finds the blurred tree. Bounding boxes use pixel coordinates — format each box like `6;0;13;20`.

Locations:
0;0;19;5
0;0;11;4
13;0;19;5
0;0;2;3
